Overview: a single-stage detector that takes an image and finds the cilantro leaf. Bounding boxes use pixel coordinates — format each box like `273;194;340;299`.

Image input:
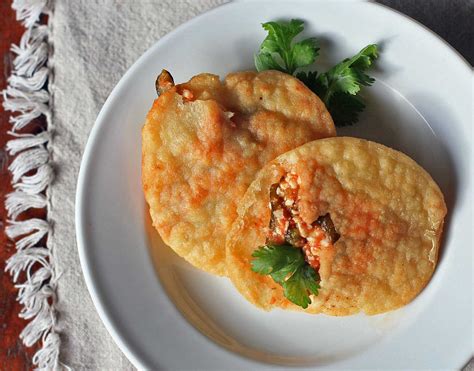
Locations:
251;244;320;309
327;92;366;127
296;44;378;126
296;70;322;95
255;53;284;73
255;19;379;127
300;264;320;297
255;20;319;75
291;38;319;71
320;44;378;102
251;244;300;276
282;264;320;309
270;257;302;284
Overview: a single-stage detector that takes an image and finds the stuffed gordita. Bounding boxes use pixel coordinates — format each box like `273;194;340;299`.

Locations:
142;70;336;275
226;137;446;315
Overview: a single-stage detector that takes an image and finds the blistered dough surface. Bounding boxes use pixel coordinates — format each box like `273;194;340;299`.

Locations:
142;71;335;275
226;137;446;314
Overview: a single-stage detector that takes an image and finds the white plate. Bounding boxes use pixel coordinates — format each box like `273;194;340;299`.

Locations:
76;1;473;369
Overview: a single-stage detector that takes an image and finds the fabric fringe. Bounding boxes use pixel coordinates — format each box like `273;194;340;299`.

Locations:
2;0;60;369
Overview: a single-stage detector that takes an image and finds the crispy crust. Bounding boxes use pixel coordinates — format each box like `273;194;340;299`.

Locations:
142;71;335;275
226;137;447;315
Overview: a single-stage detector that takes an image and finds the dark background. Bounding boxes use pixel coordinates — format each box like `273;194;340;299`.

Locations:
377;0;474;65
0;0;472;369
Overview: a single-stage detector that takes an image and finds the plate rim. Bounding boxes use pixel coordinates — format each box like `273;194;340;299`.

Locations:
75;1;473;369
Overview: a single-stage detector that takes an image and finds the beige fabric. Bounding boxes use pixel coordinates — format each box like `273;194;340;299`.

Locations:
51;1;226;368
50;1;473;369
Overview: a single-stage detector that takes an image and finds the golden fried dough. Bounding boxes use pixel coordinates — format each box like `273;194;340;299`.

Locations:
142;71;336;275
226;137;446;314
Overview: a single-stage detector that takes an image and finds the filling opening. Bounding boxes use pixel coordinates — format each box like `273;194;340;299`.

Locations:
267;173;340;270
251;172;340;309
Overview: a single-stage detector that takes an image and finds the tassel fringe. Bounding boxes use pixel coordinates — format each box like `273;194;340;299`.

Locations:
2;0;60;369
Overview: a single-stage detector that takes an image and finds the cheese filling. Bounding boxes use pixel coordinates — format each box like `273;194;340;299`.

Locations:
267;173;339;270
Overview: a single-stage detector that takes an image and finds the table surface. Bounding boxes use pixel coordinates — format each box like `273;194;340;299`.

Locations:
0;0;471;369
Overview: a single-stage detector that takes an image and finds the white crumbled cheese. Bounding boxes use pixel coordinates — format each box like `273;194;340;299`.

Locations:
320;239;330;248
273;209;284;219
287;176;298;189
269;172;336;270
182;88;193;100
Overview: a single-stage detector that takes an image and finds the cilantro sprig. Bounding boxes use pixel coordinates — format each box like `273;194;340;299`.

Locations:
255;19;378;127
255;20;319;75
251;244;320;309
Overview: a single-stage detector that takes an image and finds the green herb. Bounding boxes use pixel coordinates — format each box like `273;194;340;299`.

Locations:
251;244;320;309
255;20;319;75
297;44;378;126
255;20;379;127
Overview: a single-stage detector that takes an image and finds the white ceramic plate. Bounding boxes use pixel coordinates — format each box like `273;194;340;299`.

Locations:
76;1;473;369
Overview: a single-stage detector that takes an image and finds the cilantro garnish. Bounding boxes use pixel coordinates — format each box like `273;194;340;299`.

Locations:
255;20;378;127
255;20;319;75
297;44;378;126
251;244;320;309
